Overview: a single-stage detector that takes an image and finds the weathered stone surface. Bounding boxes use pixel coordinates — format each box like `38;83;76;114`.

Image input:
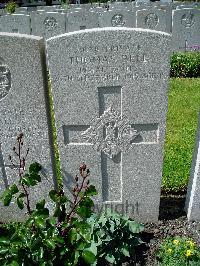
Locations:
47;28;171;222
99;10;136;28
67;10;99;32
0;14;31;34
185;114;200;221
135;0;150;7
136;8;168;32
172;8;200;51
31;12;66;39
109;2;133;11
0;33;54;221
160;0;172;3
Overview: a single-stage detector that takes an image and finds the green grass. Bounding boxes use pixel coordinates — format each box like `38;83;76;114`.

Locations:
162;78;200;192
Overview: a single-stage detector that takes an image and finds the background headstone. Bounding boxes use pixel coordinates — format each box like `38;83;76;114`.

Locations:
0;33;55;222
135;0;150;7
185;114;200;221
67;10;99;32
99;10;136;28
31;12;66;39
0;14;31;34
47;28;171;222
136;8;168;32
172;8;200;51
109;2;132;11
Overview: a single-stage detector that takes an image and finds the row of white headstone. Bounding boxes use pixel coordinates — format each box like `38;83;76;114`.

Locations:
0;3;200;51
0;27;199;223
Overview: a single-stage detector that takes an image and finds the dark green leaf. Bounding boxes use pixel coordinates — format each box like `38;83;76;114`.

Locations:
10;260;19;266
82;250;96;264
36;199;45;210
53;236;64;244
47;217;56;226
59;246;69;256
0;247;9;254
79;197;94;208
18;192;26;198
30;173;41;182
85;185;97;196
17;197;24;210
105;253;115;264
0;237;10;245
76;206;92;218
3;193;12;206
29;162;42;173
35;208;49;218
9;184;19;195
35;216;46;228
59;195;68;204
49;190;58;202
38;247;44;259
45;239;56;249
20;176;31;187
120;245;130;257
53;206;61;217
68;228;77;243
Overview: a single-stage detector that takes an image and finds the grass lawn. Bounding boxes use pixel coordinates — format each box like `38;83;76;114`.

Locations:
162;78;200;192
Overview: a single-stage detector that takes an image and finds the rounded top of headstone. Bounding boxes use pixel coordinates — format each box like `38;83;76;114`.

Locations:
46;26;171;43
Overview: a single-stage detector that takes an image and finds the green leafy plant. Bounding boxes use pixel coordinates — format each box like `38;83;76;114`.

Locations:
5;1;17;14
61;0;70;10
157;236;200;266
170;52;200;78
0;133;144;265
87;210;144;265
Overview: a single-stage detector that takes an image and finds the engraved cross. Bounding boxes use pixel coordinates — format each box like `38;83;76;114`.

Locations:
63;86;158;203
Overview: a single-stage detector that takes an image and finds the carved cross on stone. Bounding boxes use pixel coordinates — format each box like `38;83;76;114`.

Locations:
63;86;158;203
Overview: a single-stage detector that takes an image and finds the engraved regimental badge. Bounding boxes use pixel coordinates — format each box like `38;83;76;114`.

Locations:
111;14;125;27
0;57;11;101
181;12;195;28
44;17;58;31
82;106;138;159
145;13;159;29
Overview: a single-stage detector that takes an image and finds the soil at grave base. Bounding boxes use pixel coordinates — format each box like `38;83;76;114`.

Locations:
123;192;200;266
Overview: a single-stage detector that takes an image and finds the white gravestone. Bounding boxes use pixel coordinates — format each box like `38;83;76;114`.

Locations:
99;10;136;28
0;33;55;222
109;2;132;11
67;10;99;32
0;14;31;34
136;0;150;7
31;12;66;39
47;28;171;222
136;8;169;32
185;114;200;221
172;9;200;51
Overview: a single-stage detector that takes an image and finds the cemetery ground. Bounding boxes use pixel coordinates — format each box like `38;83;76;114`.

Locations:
0;74;200;265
